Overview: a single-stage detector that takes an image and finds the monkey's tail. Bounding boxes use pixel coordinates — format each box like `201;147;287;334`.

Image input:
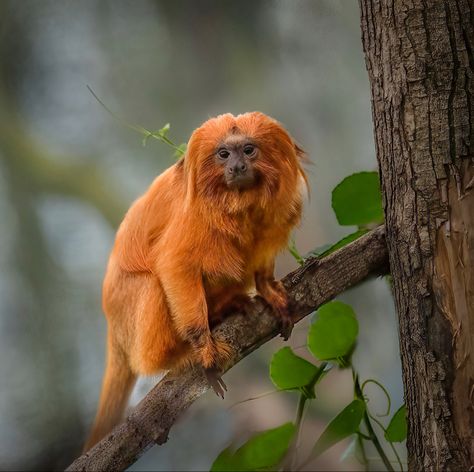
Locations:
83;333;136;452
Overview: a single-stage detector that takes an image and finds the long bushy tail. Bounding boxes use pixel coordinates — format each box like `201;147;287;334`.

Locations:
83;334;136;452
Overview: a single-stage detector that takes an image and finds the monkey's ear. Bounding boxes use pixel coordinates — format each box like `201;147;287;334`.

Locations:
183;155;197;207
294;143;310;164
293;142;310;198
183;130;201;207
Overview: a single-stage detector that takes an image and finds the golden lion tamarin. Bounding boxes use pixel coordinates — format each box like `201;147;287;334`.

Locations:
84;112;307;451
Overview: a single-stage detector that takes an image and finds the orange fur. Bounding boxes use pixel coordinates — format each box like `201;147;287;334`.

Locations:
84;112;307;450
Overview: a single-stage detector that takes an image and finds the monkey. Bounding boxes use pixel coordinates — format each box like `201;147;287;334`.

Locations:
83;112;308;451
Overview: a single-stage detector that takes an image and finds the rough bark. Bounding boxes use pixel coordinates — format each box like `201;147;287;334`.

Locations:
66;226;388;472
359;1;474;470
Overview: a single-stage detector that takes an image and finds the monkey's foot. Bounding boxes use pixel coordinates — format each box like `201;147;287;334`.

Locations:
219;294;252;318
210;294;252;328
200;337;233;398
204;368;227;399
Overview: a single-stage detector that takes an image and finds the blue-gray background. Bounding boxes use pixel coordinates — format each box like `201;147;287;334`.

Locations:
0;1;403;470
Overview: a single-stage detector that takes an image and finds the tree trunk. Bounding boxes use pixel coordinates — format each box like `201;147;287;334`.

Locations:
359;0;474;470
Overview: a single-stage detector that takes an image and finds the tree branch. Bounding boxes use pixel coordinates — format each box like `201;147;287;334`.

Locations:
67;225;388;472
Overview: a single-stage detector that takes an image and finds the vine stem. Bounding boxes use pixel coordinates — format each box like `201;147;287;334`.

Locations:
86;85;186;155
363;410;395;472
369;413;404;472
287;362;328;471
293;388;311;460
295;393;307;432
283;392;307;471
356;433;369;471
353;370;394;472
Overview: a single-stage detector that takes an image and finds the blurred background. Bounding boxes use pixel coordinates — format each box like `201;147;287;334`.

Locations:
0;1;403;470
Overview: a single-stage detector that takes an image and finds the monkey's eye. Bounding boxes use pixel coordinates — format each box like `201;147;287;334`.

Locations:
218;149;230;159
243;145;256;156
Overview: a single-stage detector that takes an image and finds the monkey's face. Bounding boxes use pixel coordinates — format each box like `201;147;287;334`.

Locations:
185;112;306;205
215;135;258;190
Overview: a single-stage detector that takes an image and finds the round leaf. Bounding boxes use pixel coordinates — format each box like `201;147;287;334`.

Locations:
308;301;358;360
384;405;407;442
332;172;384;226
270;347;319;390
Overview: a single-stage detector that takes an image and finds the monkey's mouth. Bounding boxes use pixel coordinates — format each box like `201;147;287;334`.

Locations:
225;174;255;190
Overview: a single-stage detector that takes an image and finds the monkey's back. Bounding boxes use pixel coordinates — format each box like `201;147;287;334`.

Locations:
111;164;185;273
101;163;191;371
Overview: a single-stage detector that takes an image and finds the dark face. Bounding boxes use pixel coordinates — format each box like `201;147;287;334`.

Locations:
215;135;258;190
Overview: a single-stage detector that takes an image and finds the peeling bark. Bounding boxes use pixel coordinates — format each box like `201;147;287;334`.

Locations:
359;1;474;469
434;160;474;463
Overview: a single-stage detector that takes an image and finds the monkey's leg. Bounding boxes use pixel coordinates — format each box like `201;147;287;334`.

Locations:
208;289;252;328
255;263;294;340
159;265;232;397
132;277;188;374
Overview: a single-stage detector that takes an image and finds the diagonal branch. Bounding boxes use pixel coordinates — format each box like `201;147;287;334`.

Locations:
67;225;388;472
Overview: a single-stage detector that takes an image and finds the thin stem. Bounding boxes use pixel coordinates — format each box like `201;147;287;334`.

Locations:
361;378;391;416
292;344;308;351
353;371;394;472
288;362;329;471
289;390;311;469
147;132;185;154
356;433;369;471
363;410;395;471
284;393;308;471
295;394;307;431
288;237;304;266
87;85;185;155
369;413;404;472
227;389;285;410
308;362;329;391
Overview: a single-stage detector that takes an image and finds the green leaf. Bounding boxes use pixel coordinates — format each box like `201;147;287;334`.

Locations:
310;229;369;257
312;399;366;458
211;423;296;471
211;448;237;472
159;122;170;137
288;238;304;265
308;301;359;361
307;243;333;258
142;132;153;147
332;172;384;226
384;405;407;442
174;142;187;158
270;347;318;391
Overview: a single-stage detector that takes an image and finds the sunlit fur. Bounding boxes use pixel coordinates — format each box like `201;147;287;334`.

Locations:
84;112;308;451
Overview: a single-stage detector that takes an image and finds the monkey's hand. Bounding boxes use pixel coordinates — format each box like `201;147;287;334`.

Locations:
255;273;294;341
278;306;294;341
271;282;294;341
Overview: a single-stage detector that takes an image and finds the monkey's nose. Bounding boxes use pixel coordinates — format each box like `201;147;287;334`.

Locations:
228;162;247;175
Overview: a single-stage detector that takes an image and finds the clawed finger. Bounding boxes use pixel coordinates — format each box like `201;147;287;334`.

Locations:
280;315;294;341
205;368;227;399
